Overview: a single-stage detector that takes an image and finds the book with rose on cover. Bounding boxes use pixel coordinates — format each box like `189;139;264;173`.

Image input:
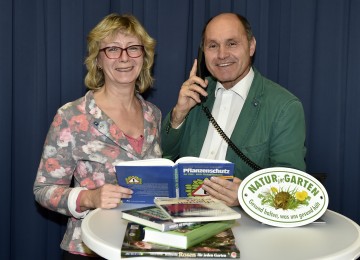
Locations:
115;157;234;204
121;222;240;258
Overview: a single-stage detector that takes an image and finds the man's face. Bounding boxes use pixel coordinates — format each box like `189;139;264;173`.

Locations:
203;14;256;89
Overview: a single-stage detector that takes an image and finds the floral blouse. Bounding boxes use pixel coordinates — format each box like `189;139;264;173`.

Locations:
33;90;162;255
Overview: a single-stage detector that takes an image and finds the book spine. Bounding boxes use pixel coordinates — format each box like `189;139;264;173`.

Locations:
162;222;197;232
121;251;240;258
174;166;179;197
186;221;233;248
121;251;179;258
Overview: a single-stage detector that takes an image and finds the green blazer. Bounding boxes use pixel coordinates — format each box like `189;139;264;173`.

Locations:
161;68;306;180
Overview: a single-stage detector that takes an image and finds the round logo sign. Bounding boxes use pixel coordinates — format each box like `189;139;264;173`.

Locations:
238;167;329;227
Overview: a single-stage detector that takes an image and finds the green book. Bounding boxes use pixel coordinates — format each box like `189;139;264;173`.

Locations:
143;220;234;249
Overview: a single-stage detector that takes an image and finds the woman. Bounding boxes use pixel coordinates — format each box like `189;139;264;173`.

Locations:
33;13;161;259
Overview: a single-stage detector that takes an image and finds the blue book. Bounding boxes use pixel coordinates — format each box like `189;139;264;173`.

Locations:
115;157;234;204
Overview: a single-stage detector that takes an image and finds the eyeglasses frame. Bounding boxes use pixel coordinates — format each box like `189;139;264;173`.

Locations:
99;45;144;59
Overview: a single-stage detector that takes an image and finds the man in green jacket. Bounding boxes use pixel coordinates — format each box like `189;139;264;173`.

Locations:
161;13;306;206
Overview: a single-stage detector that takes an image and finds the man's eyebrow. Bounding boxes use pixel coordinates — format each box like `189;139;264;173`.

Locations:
205;38;239;44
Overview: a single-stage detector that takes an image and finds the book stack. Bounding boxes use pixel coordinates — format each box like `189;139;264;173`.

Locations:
120;196;241;258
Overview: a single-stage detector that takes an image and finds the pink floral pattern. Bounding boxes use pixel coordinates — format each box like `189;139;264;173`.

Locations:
33;91;162;255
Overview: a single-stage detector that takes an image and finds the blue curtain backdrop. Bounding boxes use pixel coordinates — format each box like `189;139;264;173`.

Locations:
1;0;359;259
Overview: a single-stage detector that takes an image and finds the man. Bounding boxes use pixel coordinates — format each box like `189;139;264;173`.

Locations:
161;13;306;206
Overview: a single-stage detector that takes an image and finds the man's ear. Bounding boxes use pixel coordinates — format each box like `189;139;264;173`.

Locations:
250;37;256;57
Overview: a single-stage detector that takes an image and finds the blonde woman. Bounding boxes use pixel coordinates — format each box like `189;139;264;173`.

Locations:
34;13;161;259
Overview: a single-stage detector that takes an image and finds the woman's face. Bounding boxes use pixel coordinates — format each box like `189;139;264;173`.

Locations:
98;32;143;88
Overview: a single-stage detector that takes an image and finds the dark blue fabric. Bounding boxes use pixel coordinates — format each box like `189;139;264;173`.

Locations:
2;0;359;259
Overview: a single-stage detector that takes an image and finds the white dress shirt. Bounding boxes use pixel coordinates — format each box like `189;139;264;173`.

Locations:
199;68;254;160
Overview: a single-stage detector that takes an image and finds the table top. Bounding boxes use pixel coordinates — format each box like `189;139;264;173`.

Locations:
82;203;360;260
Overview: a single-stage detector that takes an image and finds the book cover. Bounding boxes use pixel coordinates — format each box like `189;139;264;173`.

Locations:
174;157;234;197
115;157;234;204
121;222;240;258
121;205;196;231
154;197;241;223
143;220;234;249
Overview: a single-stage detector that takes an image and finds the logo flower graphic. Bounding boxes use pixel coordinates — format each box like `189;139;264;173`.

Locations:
258;186;311;210
295;190;308;201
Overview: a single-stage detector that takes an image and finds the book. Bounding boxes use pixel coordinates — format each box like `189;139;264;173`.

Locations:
154;196;241;223
121;205;196;231
115;156;234;203
143;220;234;249
121;222;240;258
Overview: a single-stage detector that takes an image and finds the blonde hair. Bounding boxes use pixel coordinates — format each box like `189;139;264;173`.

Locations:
84;13;156;93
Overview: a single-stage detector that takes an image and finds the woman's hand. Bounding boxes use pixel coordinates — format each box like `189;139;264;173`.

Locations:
79;184;133;211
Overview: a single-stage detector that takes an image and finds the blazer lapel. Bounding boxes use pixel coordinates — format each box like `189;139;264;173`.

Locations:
231;71;263;146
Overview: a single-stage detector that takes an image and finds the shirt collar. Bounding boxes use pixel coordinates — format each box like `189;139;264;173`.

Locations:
215;67;254;100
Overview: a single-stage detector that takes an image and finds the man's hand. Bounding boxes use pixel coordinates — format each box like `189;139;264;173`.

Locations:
171;59;208;128
202;177;242;206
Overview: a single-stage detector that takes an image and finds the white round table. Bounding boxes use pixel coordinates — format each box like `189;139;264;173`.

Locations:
82;203;360;260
